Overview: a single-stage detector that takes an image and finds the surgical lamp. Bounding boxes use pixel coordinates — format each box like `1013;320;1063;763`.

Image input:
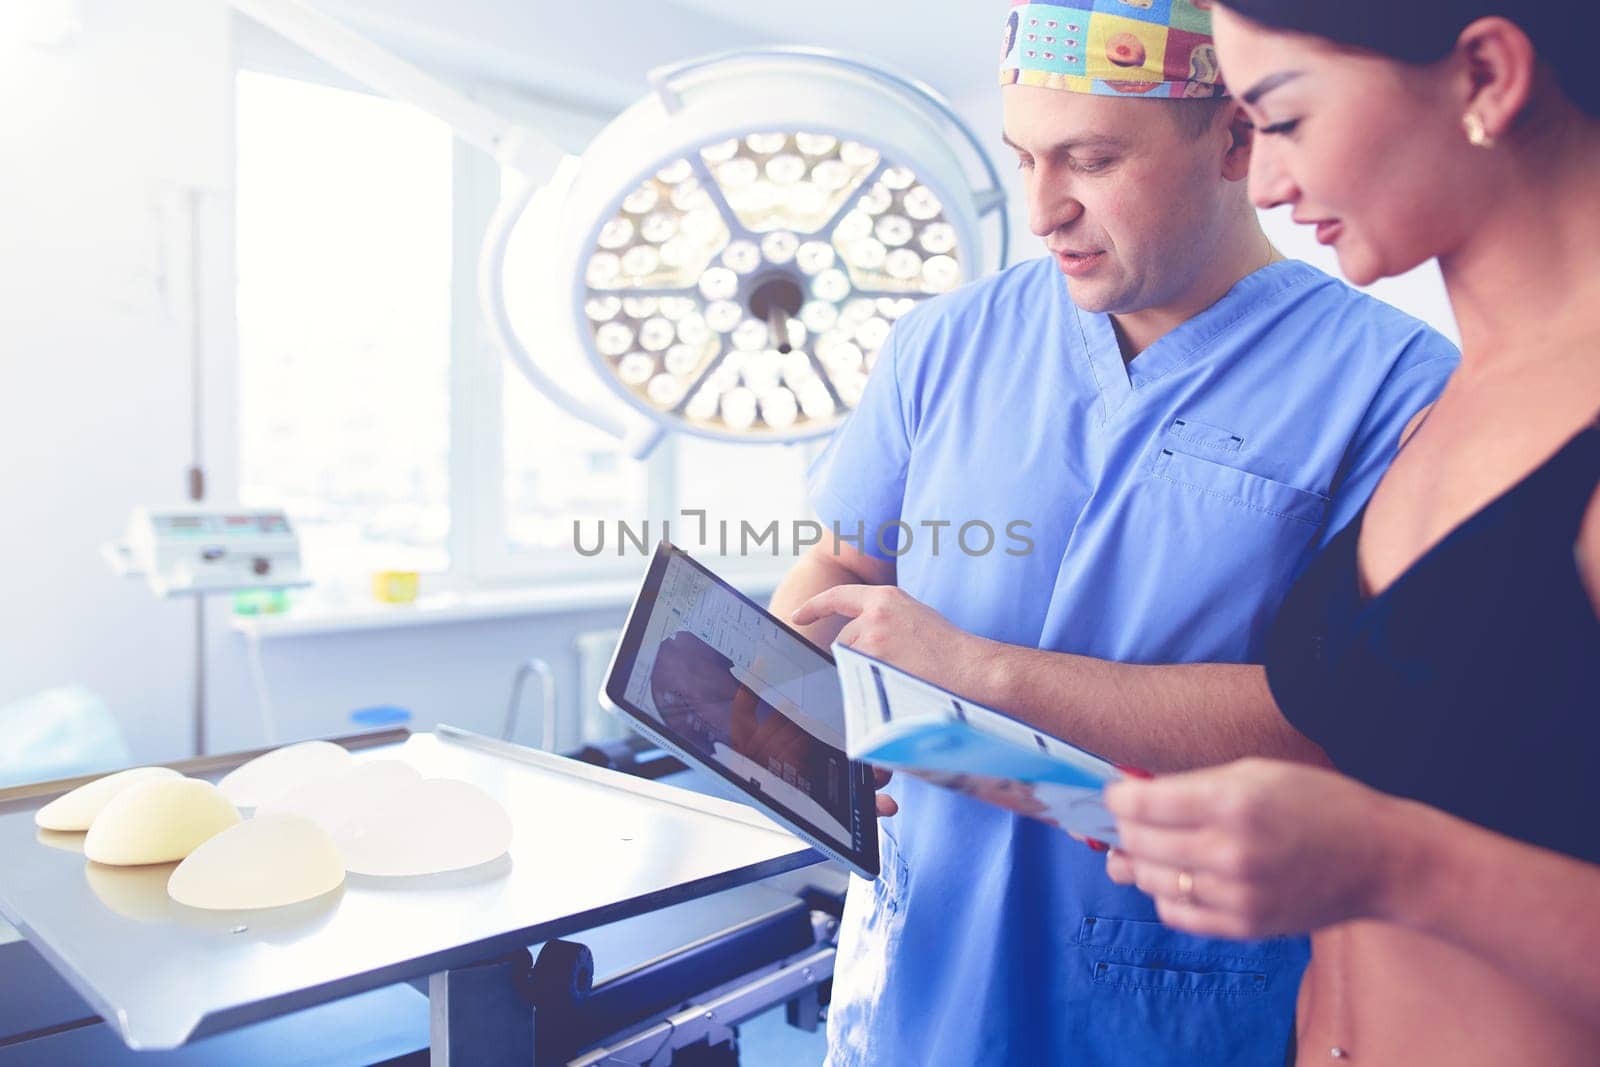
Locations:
230;2;1011;456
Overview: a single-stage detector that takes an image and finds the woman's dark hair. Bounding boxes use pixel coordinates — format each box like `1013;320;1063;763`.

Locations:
1218;1;1600;117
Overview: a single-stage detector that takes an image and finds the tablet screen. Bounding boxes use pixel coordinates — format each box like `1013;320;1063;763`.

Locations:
604;543;878;878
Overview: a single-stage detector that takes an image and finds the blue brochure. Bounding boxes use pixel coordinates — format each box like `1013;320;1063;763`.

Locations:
833;643;1125;844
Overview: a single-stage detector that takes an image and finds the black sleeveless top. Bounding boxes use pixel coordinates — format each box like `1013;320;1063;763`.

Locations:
1265;424;1600;862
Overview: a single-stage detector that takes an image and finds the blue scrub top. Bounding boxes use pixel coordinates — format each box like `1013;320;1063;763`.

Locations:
810;257;1458;1067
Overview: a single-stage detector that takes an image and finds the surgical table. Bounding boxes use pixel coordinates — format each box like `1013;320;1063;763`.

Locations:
0;727;849;1065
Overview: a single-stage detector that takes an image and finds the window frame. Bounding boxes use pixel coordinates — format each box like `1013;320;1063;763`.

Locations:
450;141;682;587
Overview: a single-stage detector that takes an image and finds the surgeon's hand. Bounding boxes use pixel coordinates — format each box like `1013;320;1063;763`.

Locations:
872;767;898;818
791;585;980;820
790;584;988;696
1102;758;1409;940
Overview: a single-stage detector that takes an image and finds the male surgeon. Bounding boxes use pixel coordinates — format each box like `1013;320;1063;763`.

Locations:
766;1;1460;1064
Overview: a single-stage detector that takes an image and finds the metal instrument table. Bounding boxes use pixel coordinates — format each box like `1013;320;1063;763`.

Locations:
0;725;820;1063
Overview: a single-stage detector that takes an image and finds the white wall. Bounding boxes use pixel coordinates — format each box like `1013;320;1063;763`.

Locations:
211;606;644;757
0;0;232;763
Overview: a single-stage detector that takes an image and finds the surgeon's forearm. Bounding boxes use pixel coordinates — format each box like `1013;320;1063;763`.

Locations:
970;644;1327;772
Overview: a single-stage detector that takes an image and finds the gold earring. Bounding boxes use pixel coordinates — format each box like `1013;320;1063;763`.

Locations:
1462;112;1496;149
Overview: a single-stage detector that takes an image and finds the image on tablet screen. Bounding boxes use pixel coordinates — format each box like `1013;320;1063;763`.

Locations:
621;553;852;843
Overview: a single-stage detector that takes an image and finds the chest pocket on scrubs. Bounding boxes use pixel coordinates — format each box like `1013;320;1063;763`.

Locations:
1166;416;1245;456
1151;446;1329;527
1135;434;1333;660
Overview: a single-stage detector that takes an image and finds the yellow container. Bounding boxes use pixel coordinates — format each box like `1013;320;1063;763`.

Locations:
372;570;420;604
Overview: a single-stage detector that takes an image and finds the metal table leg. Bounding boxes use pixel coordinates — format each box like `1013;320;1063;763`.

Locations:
429;949;535;1067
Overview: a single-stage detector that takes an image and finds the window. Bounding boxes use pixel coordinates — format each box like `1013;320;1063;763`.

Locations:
675;439;820;561
236;71;452;575
502;381;654;558
236;70;817;592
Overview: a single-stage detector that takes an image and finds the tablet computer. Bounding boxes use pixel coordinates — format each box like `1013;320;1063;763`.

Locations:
600;541;880;880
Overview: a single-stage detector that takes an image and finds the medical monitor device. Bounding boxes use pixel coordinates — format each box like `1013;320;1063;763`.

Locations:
601;541;879;879
103;507;309;597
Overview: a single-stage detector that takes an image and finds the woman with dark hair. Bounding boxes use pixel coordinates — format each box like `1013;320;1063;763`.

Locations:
1102;4;1600;1063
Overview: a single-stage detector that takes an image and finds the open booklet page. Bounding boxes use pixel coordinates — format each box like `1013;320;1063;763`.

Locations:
834;644;1124;844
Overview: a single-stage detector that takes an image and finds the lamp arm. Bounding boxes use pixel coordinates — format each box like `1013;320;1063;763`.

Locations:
228;0;563;178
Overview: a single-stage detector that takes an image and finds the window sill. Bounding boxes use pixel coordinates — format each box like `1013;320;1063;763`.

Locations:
229;568;788;640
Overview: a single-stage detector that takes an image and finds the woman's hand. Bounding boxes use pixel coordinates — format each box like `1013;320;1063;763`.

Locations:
1103;758;1413;939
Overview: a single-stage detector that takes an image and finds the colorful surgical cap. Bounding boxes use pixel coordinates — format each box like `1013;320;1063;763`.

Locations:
1000;0;1227;98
